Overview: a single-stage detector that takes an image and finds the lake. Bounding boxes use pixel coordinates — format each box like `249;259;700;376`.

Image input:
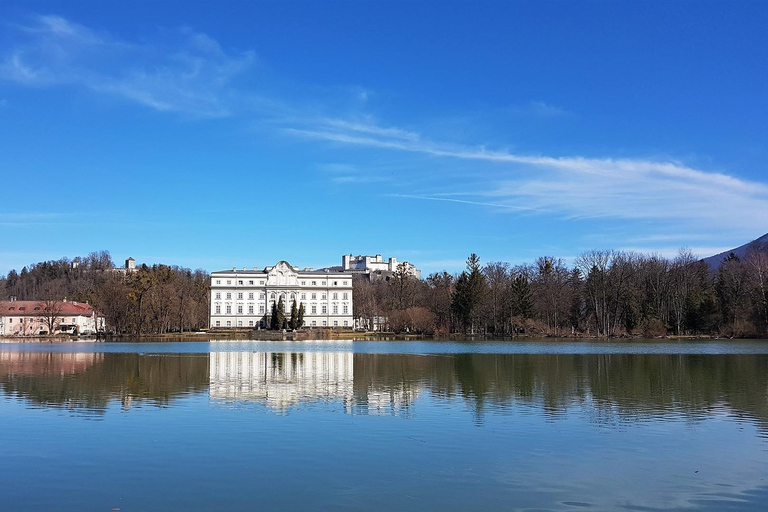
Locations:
1;339;767;511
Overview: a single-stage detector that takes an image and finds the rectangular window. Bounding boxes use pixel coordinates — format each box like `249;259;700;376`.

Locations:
215;320;220;326
215;305;221;314
260;280;264;285
301;293;306;300
215;292;221;299
312;281;316;286
343;293;348;300
248;292;254;299
321;294;327;300
249;320;254;326
248;305;254;314
237;306;243;314
311;321;316;326
227;280;231;285
260;292;265;299
249;280;254;285
216;280;221;285
322;305;327;314
238;280;243;285
333;321;338;326
301;281;306;285
343;304;348;314
260;305;265;314
226;321;231;327
333;304;338;314
226;305;232;314
311;293;316;300
322;321;327;326
334;281;338;286
238;292;243;300
226;293;232;299
237;320;242;326
343;320;348;326
311;305;317;314
332;293;338;300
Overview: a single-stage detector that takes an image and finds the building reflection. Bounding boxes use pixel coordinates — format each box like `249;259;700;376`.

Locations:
210;352;355;412
0;351;101;376
209;351;424;415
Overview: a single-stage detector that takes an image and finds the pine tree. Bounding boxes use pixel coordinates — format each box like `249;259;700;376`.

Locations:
297;303;305;328
289;299;298;330
276;296;285;330
451;253;487;334
270;301;279;330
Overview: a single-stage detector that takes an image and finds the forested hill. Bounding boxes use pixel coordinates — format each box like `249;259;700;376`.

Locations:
703;232;768;270
0;251;210;334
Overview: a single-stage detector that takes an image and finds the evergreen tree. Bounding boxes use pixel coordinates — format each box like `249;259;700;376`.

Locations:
297;303;305;328
451;254;487;334
276;296;285;330
289;299;298;330
270;301;278;330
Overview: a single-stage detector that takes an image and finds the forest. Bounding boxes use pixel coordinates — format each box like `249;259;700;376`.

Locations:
353;249;768;337
2;247;768;337
0;251;209;335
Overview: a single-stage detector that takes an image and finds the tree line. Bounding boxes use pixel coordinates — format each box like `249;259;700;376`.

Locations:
353;249;768;337
1;251;209;335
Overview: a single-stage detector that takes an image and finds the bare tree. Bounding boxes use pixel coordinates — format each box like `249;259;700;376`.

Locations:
36;299;64;335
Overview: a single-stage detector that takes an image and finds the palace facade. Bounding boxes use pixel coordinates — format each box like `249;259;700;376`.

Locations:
209;261;353;329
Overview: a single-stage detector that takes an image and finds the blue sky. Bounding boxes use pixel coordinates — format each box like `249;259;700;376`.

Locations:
1;1;767;276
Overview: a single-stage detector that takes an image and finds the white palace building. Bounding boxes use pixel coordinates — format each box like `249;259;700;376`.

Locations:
210;261;353;329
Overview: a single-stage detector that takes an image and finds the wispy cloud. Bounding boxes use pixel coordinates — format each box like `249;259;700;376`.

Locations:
527;100;570;118
1;15;255;117
288;119;768;236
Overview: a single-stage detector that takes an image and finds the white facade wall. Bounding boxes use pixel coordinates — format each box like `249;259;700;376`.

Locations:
209;351;354;411
342;254;421;279
209;261;353;329
0;311;105;336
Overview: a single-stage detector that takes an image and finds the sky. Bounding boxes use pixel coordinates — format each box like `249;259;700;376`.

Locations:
1;1;767;276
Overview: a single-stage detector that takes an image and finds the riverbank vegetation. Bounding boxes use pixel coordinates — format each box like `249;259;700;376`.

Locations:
1;251;209;335
354;250;768;338
2;248;767;337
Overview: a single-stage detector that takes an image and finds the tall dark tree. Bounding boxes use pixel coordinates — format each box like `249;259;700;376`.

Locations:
297;302;305;329
270;301;279;330
451;254;487;334
289;299;299;330
276;296;286;330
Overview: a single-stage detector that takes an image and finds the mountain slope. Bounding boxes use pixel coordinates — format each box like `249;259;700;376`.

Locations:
703;232;768;270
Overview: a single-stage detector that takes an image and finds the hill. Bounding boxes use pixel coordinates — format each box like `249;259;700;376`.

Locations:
703;232;768;270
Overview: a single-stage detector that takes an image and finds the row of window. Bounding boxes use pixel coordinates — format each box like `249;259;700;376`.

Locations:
214;303;350;315
214;319;349;327
214;279;349;287
3;317;80;323
214;291;349;301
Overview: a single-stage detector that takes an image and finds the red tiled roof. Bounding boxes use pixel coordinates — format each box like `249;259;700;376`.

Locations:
0;300;104;317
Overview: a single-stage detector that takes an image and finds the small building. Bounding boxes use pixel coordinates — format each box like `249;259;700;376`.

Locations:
0;299;106;337
210;261;354;330
341;254;421;280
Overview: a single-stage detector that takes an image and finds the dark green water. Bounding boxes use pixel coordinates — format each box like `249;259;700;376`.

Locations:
1;340;767;511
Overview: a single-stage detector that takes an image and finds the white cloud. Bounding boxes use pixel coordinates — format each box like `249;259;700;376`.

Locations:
287;119;768;237
1;15;255;117
526;100;571;118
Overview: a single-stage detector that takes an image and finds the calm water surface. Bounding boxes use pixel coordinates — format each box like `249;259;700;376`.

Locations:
1;339;767;511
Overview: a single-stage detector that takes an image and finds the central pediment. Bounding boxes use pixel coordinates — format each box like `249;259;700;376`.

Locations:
265;261;299;286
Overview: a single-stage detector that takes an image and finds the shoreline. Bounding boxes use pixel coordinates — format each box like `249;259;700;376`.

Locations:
2;331;766;342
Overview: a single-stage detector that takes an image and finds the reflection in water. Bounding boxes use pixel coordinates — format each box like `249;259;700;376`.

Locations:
2;346;768;511
209;351;354;412
1;350;767;430
0;352;209;413
206;351;768;428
